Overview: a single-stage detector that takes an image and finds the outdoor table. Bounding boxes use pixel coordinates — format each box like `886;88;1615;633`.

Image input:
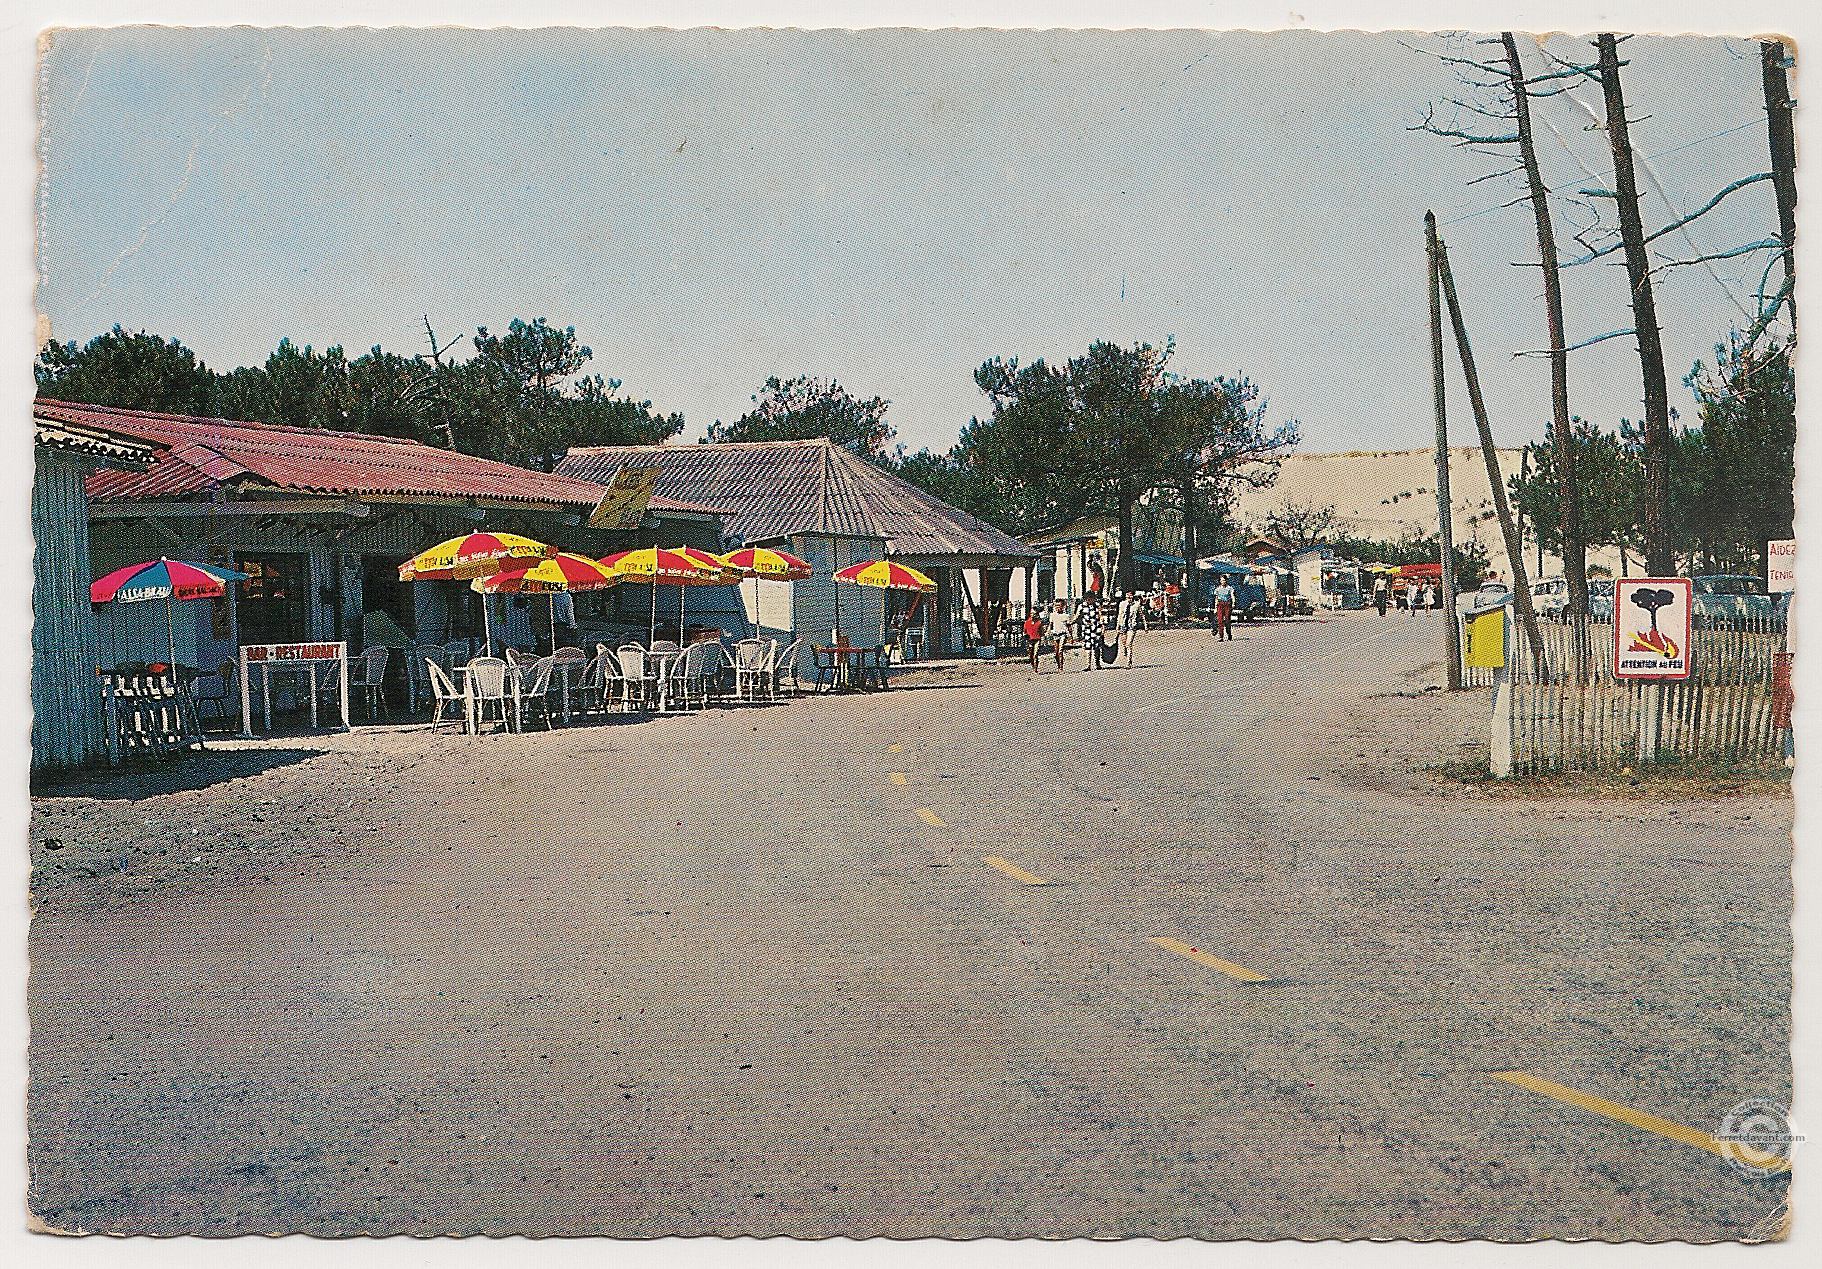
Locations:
813;644;876;692
250;660;331;732
647;648;684;711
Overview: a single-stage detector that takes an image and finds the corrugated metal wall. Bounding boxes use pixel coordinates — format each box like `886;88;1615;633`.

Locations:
32;449;106;770
788;533;885;675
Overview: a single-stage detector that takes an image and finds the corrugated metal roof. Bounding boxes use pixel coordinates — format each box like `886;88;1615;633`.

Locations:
35;399;687;512
557;437;1035;563
33;415;158;467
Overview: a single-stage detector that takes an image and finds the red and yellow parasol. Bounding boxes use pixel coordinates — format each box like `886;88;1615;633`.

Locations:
601;546;729;646
399;532;555;651
832;558;936;643
471;552;617;651
720;546;814;638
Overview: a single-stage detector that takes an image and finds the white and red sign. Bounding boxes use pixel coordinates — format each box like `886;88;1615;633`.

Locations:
243;641;343;662
1768;539;1796;594
1613;578;1693;681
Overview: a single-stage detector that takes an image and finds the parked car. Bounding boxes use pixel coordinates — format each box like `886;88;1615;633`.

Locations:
1529;575;1569;621
1457;579;1512;613
1693;573;1777;629
1588;577;1615;622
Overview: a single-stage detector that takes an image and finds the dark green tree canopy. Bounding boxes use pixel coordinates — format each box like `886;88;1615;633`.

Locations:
34;317;685;471
707;375;894;457
35;326;216;416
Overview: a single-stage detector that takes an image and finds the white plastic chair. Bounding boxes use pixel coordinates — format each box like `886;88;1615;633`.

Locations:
732;638;767;701
514;656;557;730
617;644;656;710
465;657;512;733
425;659;464;731
773;638;806;698
408;645;445;713
349;646;390;720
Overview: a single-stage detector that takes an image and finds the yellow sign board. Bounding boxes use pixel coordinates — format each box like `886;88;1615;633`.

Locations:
586;466;662;530
1464;606;1507;669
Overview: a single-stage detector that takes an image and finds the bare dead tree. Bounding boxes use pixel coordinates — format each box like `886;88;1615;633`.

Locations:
1413;33;1592;616
1762;39;1797;332
409;315;465;450
1594;33;1674;576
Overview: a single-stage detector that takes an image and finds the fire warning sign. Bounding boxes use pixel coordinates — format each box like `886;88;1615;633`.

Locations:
1613;577;1693;681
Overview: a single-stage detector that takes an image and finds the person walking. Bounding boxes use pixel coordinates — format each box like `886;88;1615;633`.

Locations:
1077;598;1105;670
1212;578;1236;641
1373;574;1389;617
1117;592;1139;665
1044;599;1072;671
1023;607;1044;672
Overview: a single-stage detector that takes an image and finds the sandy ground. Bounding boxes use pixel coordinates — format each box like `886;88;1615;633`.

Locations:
29;614;1791;1239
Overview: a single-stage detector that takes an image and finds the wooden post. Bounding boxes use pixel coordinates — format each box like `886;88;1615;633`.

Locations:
1431;224;1548;675
1637;681;1662;764
1426;212;1463;689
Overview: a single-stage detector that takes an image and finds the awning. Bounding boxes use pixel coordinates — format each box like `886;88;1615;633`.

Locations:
1196;558;1253;575
1133;551;1186;568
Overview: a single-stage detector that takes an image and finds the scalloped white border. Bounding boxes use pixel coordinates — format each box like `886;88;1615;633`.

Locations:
5;5;1815;1266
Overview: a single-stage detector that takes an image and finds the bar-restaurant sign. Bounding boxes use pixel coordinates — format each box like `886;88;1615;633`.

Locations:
244;642;344;662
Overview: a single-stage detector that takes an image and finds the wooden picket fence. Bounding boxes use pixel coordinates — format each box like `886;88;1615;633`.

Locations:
1490;614;1790;773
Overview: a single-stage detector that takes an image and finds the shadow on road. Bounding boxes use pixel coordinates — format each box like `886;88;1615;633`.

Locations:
31;747;326;800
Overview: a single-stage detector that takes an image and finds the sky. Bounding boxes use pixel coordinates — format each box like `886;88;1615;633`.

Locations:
35;26;1785;455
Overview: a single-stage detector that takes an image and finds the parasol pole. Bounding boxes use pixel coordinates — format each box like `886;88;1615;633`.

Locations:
649;571;658;647
481;590;493;655
550;593;559;653
164;593;178;671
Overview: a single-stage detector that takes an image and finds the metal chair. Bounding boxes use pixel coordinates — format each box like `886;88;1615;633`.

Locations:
811;645;838;694
773;638;805;698
190;659;238;730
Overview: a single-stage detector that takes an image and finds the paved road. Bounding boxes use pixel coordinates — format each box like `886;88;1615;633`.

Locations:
29;614;1791;1238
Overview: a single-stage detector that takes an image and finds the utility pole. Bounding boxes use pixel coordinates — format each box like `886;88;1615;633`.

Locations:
1596;33;1674;576
1762;38;1798;330
1503;32;1588;617
1426;212;1463;689
1432;223;1548;675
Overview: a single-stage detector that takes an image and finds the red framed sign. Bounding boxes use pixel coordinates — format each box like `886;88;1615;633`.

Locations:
1612;578;1693;681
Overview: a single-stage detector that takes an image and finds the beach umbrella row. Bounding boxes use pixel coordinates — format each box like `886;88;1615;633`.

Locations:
397;534;934;654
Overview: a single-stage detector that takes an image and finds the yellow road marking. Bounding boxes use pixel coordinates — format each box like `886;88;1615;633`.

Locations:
915;807;946;828
1148;937;1269;982
887;742;904;753
889;772;908;785
1490;1072;1789;1172
983;856;1046;885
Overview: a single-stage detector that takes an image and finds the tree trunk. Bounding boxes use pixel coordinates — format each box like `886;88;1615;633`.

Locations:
1597;33;1675;576
1504;32;1588;616
1762;39;1798;329
1178;476;1197;601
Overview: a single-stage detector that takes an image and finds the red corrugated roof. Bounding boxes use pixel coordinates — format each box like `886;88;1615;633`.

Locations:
36;399;713;514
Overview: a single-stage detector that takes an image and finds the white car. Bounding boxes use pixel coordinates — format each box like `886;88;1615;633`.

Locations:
1457;579;1512;613
1529;576;1569;621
